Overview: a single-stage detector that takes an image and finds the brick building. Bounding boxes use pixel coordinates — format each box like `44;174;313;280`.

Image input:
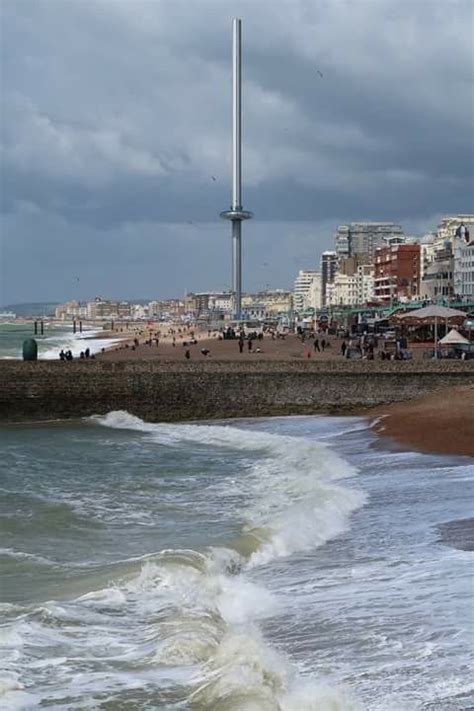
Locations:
374;244;420;303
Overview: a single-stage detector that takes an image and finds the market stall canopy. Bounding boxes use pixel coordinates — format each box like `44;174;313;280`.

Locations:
393;305;467;322
439;329;470;345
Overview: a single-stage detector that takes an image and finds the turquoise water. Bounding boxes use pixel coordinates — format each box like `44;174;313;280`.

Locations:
0;414;472;709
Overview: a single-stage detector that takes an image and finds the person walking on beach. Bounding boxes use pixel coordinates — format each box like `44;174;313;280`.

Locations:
248;338;253;352
314;338;320;353
341;341;347;357
238;338;244;354
185;349;190;360
321;338;326;352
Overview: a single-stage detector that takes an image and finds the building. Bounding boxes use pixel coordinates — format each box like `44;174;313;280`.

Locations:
306;273;323;310
436;214;474;241
374;244;420;303
258;290;293;315
336;222;405;260
420;239;454;301
454;238;474;300
326;273;358;307
320;251;338;306
208;293;233;313
338;253;371;276
241;303;267;320
54;300;87;320
85;298;133;320
335;225;350;260
293;270;319;312
356;264;375;304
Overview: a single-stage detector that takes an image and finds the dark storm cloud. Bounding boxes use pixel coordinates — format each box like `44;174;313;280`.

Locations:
1;0;473;302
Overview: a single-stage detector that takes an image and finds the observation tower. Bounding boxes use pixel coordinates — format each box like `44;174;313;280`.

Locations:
220;18;253;320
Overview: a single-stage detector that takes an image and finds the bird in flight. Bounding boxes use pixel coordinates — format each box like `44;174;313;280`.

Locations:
316;69;323;78
211;176;217;182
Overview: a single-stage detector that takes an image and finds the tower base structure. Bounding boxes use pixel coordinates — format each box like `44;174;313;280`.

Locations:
220;209;253;320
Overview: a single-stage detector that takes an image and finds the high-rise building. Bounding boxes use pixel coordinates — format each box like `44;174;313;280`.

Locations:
335;225;350;260
348;222;405;258
320;251;338;306
293;270;319;312
335;222;405;260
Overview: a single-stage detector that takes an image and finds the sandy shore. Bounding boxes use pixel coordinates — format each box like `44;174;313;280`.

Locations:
97;331;345;361
367;385;474;458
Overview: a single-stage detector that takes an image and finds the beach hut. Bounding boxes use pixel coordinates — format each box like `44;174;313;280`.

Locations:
394;305;467;358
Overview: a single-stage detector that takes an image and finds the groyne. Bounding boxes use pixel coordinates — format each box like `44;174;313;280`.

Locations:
1;360;473;423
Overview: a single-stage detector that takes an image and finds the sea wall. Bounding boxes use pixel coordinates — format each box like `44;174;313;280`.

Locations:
1;360;473;423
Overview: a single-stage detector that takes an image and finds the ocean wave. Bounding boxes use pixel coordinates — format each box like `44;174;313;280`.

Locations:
2;414;365;709
95;411;366;566
0;545;358;709
0;548;57;567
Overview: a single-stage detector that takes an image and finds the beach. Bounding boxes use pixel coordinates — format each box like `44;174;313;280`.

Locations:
368;384;474;458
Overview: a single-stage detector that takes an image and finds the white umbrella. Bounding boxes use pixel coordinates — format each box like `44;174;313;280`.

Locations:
396;305;467;320
396;305;467;359
439;328;469;345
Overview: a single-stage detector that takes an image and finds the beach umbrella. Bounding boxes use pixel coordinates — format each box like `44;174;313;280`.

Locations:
439;328;469;345
394;305;467;358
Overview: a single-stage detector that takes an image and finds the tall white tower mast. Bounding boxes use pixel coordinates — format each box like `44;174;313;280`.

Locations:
220;18;253;320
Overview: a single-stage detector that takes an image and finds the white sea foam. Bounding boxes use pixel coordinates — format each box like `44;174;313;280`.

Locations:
40;330;123;359
76;412;366;707
1;407;365;709
96;411;366;567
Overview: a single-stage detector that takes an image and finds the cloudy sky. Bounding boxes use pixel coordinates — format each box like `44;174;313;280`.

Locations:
1;0;473;304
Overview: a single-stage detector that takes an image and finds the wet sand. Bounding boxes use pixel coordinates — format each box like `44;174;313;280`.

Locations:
437;518;474;551
368;385;474;458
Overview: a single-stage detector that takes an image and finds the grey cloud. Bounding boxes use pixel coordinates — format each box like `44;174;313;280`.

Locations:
1;0;473;303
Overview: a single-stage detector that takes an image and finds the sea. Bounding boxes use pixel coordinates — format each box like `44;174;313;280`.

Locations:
0;412;472;710
0;323;121;360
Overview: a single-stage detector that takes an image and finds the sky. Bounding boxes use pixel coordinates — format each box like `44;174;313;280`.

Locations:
1;0;473;304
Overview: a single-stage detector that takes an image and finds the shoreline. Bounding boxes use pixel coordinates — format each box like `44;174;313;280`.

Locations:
366;385;474;458
0;360;473;458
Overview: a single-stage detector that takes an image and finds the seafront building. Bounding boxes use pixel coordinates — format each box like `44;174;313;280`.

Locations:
454;239;474;300
374;243;420;304
320;251;338;306
55;300;87;320
293;271;320;311
52;212;473;327
293;214;472;315
335;222;405;260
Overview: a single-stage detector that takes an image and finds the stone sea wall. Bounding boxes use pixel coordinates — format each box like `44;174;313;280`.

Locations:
1;360;473;423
